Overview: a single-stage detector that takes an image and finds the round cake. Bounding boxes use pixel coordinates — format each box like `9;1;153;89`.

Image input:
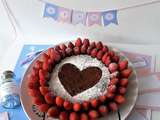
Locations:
27;38;132;120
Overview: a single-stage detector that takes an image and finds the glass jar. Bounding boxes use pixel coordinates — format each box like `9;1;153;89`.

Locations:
0;70;20;109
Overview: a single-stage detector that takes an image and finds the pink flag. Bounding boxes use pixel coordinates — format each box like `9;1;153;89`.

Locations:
87;12;102;26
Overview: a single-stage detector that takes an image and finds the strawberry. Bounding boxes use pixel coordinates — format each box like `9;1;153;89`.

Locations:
109;78;119;86
108;85;117;93
35;60;43;69
32;67;39;76
75;38;82;47
118;87;127;94
59;111;69;120
83;38;90;47
90;42;96;49
86;46;93;55
114;95;126;104
39;69;50;81
118;60;128;71
96;41;103;50
41;53;50;62
38;104;50;112
121;68;132;78
109;63;118;73
63;100;73;110
48;47;54;56
82;101;90;111
69;112;79;120
102;45;109;53
45;92;54;104
102;53;109;63
98;105;108;116
106;92;115;99
109;102;118;111
28;89;41;97
28;81;39;89
90;99;99;108
88;110;99;119
50;49;61;62
119;78;129;87
39;79;48;86
104;56;111;66
32;97;44;105
81;45;87;54
112;55;120;62
91;48;98;57
55;45;61;51
99;95;107;103
42;61;52;72
96;50;103;60
47;106;60;117
68;42;74;49
48;58;54;66
73;103;81;112
108;51;115;57
58;50;66;58
55;96;64;107
80;113;88;120
39;86;50;95
73;47;80;55
65;47;73;56
60;44;67;51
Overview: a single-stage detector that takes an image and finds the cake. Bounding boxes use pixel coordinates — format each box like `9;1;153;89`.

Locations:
27;38;132;120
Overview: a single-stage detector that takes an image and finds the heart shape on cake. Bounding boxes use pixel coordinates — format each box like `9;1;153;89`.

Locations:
58;63;102;96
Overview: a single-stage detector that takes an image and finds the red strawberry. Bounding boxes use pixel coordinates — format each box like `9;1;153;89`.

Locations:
45;92;54;104
121;68;132;78
98;105;108;116
96;41;103;50
65;47;73;56
35;60;42;69
106;92;115;99
39;79;48;86
88;110;99;119
32;67;39;76
118;87;127;94
58;50;66;58
69;112;79;120
90;99;99;108
109;78;119;86
86;46;93;55
75;38;82;47
80;113;89;120
108;85;117;93
91;48;98;57
28;89;41;97
119;78;129;87
118;60;128;71
38;104;50;112
99;95;107;103
41;53;50;62
39;86;50;95
59;111;69;120
28;81;39;89
73;47;80;55
42;61;52;72
55;45;61;51
81;45;87;54
47;106;60;117
109;63;118;73
39;69;50;81
73;103;81;112
96;50;103;60
108;51;115;57
102;45;109;52
82;101;90;111
102;53;109;63
104;56;111;66
60;44;67;51
112;55;120;62
48;58;54;66
109;102;118;111
55;96;64;107
63;100;73;110
90;42;96;49
114;95;126;104
83;38;90;47
50;49;61;62
48;48;54;56
32;97;44;105
68;42;74;49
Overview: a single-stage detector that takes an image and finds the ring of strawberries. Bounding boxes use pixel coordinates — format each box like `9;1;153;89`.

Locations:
27;38;132;120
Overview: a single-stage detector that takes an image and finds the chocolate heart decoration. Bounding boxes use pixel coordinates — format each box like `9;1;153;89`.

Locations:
58;63;102;96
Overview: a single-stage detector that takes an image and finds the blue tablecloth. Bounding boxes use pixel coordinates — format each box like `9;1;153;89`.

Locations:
0;45;51;120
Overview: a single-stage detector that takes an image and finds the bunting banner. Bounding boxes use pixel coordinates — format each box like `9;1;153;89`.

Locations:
43;2;118;27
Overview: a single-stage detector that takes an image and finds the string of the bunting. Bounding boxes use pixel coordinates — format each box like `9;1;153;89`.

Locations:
41;0;160;27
